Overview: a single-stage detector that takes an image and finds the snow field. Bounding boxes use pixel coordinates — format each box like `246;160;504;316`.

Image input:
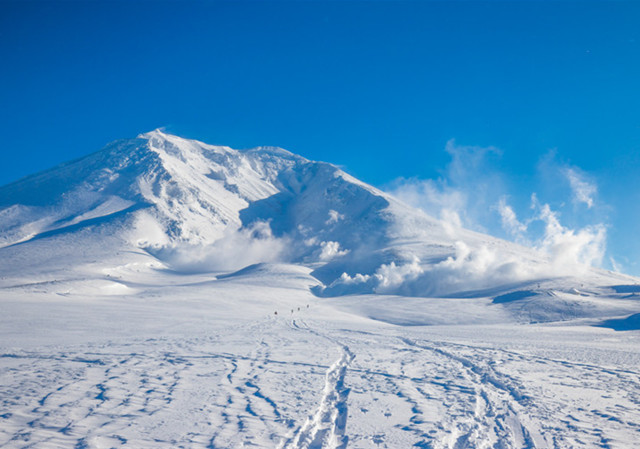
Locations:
2;280;640;448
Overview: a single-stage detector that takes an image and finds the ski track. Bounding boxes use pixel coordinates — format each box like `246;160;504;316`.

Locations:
207;322;285;449
397;337;540;449
341;335;640;449
279;319;355;449
2;318;640;448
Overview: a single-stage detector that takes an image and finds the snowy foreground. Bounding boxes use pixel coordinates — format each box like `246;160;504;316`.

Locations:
2;130;640;448
2;264;640;449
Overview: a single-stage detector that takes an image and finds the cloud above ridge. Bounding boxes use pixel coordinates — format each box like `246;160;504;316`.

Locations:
385;141;610;275
388;140;505;235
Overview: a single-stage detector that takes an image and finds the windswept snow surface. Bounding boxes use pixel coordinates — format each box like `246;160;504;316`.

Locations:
2;131;640;448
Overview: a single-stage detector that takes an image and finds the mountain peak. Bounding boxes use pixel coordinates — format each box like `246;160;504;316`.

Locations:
137;128;168;140
137;129;304;163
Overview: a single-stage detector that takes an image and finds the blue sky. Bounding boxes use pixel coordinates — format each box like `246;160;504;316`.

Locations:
1;1;639;274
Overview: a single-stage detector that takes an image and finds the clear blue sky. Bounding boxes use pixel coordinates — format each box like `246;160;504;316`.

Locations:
1;1;639;274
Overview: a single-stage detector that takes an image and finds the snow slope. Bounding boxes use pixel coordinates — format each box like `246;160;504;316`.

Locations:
1;131;640;448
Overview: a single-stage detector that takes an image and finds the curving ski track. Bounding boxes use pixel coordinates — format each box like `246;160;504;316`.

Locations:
2;315;640;448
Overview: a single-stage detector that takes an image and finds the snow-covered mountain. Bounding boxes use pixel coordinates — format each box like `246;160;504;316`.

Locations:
0;130;638;319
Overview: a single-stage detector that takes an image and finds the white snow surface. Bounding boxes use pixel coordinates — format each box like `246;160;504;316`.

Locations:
1;130;640;448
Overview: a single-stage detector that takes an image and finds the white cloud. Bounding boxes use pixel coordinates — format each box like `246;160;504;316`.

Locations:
386;141;610;272
440;208;463;237
147;220;290;273
496;196;527;239
326;209;344;225
534;201;606;271
323;242;528;297
388;177;466;220
387;140;504;234
444;139;502;181
387;177;466;238
564;167;597;208
609;256;623;273
370;140;615;294
317;240;349;261
321;211;606;297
